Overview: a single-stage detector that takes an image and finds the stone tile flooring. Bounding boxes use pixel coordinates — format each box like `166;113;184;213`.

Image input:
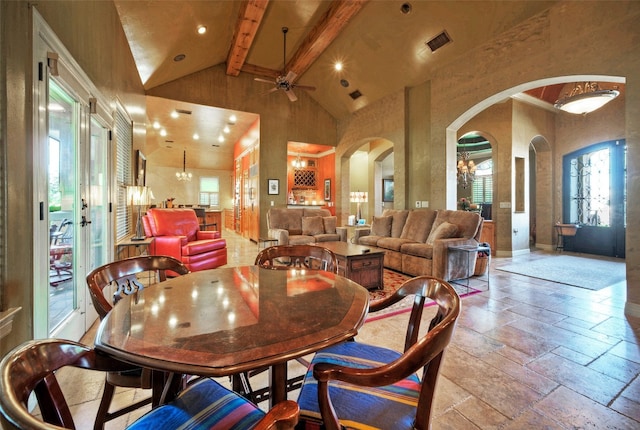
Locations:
64;231;640;429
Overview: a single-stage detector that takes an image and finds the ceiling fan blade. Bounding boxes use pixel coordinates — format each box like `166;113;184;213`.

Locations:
254;77;275;84
285;88;298;102
285;70;297;82
294;84;316;91
262;87;279;96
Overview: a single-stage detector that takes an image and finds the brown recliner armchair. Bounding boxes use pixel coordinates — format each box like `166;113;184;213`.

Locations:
142;208;227;272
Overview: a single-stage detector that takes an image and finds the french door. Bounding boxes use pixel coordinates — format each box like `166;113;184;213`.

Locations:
562;139;626;257
33;12;110;339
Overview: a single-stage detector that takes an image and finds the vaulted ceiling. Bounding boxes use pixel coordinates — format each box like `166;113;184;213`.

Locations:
113;0;617;171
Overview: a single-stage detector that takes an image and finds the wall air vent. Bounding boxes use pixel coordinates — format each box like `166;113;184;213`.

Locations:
175;109;192;115
426;30;451;52
349;90;362;100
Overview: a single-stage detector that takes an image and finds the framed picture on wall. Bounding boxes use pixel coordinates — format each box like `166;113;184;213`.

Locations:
268;179;279;195
324;179;331;201
382;178;394;202
136;150;146;186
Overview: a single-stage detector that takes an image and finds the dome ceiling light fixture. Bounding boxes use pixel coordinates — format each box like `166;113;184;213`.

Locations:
554;82;619;115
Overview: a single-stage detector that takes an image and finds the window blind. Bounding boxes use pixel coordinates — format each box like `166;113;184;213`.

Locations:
114;108;132;240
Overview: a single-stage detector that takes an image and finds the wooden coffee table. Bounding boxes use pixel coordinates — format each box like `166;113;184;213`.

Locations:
315;241;385;290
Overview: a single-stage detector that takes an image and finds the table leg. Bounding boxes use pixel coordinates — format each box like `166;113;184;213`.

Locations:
269;363;288;407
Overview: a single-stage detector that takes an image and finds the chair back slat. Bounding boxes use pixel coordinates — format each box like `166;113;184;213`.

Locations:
255;245;338;274
87;255;189;319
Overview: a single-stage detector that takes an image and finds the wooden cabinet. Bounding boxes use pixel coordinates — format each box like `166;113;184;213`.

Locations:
204;211;221;232
223;209;233;231
480;220;495;256
335;252;384;290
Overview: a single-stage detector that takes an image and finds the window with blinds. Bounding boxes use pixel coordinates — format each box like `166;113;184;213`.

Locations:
199;176;220;207
472;159;493;203
115;107;133;240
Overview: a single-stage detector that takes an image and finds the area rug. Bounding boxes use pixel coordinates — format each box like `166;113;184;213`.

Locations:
366;269;481;322
495;254;625;291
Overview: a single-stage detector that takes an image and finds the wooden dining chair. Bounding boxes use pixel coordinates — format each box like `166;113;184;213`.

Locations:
295;275;461;430
86;255;190;429
0;338;299;430
240;245;338;404
254;244;338;273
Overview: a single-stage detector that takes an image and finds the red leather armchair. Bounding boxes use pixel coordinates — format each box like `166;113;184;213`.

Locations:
142;208;227;272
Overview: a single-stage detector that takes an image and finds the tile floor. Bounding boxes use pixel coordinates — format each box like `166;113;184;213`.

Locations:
57;231;640;429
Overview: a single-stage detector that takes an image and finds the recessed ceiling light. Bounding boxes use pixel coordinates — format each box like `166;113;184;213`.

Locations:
218;135;224;143
340;79;350;88
152;121;160;129
400;3;412;14
160;129;167;137
171;111;179;118
223;125;230;133
197;25;207;35
334;62;343;71
193;133;199;140
229;114;237;124
173;54;186;62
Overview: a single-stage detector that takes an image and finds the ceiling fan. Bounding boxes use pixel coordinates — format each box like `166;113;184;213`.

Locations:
254;27;316;102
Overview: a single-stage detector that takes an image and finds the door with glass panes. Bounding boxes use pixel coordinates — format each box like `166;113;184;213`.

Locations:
34;14;110;339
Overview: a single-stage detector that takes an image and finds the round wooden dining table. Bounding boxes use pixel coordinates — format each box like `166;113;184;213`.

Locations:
94;265;369;407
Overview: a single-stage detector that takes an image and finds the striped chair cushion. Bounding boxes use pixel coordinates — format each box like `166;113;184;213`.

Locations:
297;342;421;430
128;378;265;429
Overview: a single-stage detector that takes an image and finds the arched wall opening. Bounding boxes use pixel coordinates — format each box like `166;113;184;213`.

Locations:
339;138;395;225
447;75;624;257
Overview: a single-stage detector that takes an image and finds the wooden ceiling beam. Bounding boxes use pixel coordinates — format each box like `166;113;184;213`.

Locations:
286;0;369;80
240;63;280;80
226;0;270;77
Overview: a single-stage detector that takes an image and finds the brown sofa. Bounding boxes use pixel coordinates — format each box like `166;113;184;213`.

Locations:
267;208;342;245
354;209;483;281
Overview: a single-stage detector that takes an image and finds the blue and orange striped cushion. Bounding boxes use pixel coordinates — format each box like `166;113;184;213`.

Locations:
297;342;421;430
128;378;265;429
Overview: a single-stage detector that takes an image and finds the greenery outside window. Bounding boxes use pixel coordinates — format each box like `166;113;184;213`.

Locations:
200;177;220;207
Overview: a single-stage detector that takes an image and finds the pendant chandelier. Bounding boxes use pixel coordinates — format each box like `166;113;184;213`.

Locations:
457;149;476;189
176;150;192;181
554;82;619;115
292;153;306;168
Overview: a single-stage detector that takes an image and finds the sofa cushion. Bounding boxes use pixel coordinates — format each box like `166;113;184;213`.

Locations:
370;216;392;237
400;210;437;242
431;210;481;239
268;208;303;235
377;237;416;252
323;216;337;234
302;216;325;236
426;221;459;245
400;242;434;259
302;208;331;218
289;235;316;245
314;233;341;242
182;239;227;256
381;209;410;238
147;208;199;241
359;235;382;246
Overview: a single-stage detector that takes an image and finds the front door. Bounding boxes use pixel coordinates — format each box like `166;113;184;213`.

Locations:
563;140;626;257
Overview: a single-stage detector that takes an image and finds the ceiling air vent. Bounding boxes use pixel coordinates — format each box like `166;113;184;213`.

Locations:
175;109;192;115
426;30;451;52
349;90;362;100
